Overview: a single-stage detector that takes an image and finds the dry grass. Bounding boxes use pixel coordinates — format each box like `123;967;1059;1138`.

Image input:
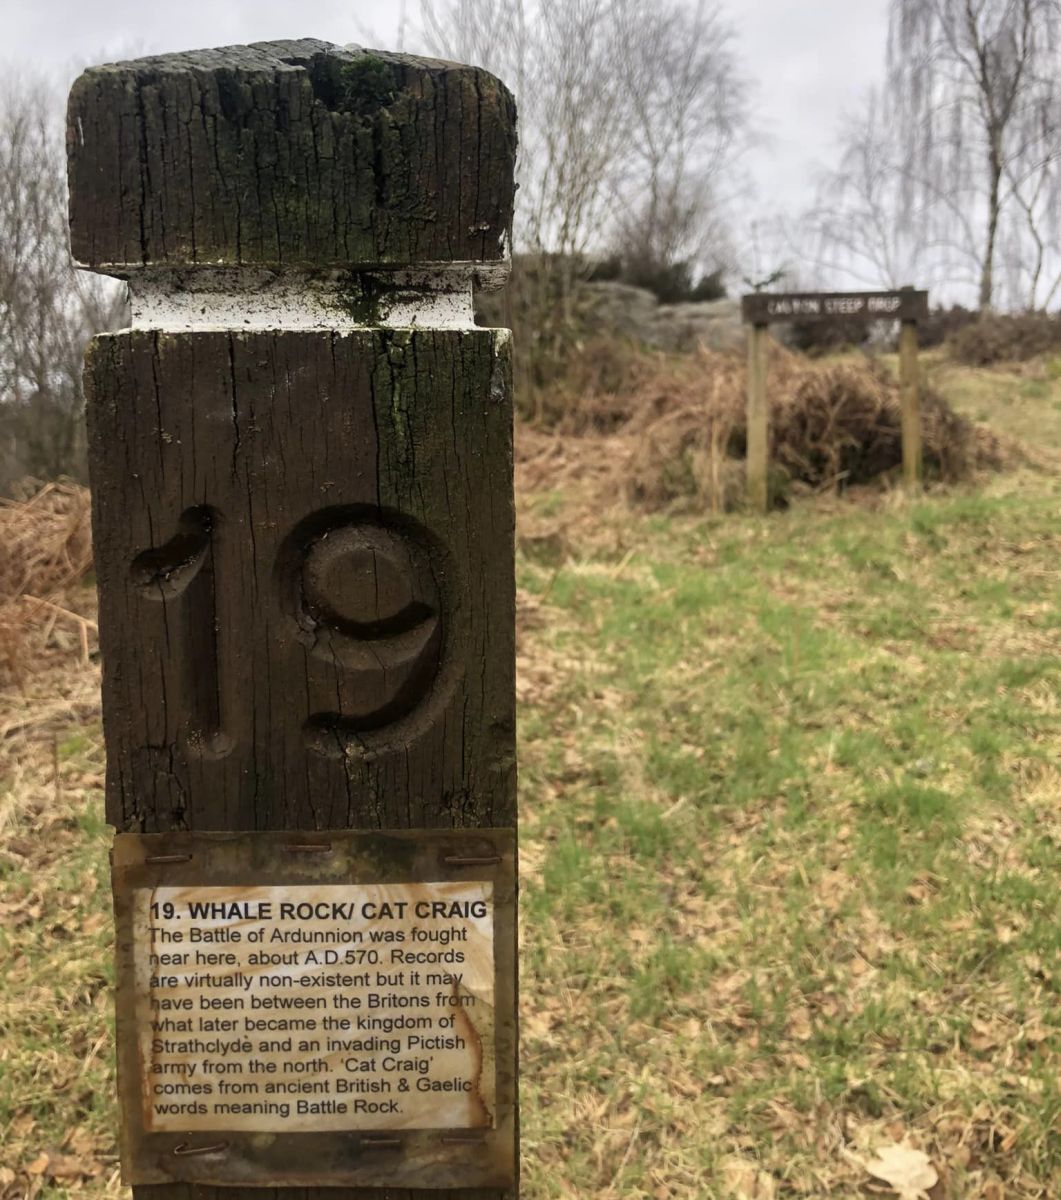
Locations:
0;644;110;1198
0;482;96;689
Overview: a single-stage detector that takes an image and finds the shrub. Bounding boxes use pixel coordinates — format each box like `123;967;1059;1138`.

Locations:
948;312;1061;365
588;256;726;304
917;305;979;349
515;337;1000;512
785;317;874;356
623;344;999;511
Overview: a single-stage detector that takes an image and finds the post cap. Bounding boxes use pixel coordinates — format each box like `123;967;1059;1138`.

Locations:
68;39;517;272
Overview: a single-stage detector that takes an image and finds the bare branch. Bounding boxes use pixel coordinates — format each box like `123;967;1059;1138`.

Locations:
888;0;1061;308
0;70;127;487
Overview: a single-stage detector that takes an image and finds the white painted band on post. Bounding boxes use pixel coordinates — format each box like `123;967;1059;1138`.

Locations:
119;266;508;332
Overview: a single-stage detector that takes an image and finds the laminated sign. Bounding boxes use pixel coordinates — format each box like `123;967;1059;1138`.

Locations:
112;831;517;1188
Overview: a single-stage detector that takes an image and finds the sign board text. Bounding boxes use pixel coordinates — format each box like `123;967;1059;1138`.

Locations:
136;882;495;1132
112;830;516;1190
741;290;928;326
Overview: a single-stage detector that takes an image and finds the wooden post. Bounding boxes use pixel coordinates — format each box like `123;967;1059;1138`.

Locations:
899;318;922;490
69;40;518;1197
746;321;769;512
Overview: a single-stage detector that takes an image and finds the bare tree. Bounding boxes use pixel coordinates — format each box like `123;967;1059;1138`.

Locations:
609;0;745;292
418;0;746;276
420;0;626;264
888;0;1061;309
806;88;972;293
1001;104;1061;307
417;0;748;412
419;0;631;410
0;71;126;488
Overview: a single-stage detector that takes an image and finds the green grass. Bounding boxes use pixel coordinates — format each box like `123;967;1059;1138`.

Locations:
0;719;115;1193
1;358;1059;1197
513;362;1060;1196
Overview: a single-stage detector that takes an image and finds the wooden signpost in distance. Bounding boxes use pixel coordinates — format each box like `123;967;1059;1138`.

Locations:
68;40;518;1196
740;287;929;511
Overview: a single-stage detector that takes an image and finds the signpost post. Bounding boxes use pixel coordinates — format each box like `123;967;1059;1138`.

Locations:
740;288;929;510
68;39;518;1196
746;321;769;515
899;310;923;489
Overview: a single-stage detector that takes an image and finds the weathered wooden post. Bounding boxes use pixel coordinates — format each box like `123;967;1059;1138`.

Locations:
68;39;518;1196
899;286;922;490
745;320;770;513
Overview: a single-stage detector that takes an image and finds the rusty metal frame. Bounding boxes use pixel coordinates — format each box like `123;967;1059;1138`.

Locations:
112;828;517;1189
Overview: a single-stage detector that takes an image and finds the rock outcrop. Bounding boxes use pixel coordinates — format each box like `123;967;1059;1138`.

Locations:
575;283;746;353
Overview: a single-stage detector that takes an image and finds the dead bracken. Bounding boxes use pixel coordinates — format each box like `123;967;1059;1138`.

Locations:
0;480;95;686
519;338;1005;512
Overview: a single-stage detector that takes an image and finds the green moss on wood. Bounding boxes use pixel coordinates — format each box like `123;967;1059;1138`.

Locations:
341;55;399;115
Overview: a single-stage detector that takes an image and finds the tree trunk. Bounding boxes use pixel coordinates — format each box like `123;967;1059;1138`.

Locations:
980;154;1003;312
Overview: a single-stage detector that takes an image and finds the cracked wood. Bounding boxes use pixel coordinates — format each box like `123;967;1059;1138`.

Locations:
73;34;519;1198
67;40;517;270
86;329;515;839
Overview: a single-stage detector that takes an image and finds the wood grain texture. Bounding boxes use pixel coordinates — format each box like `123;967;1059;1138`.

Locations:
88;328;516;1198
74;34;519;1194
899;321;922;490
745;323;769;514
67;40;517;270
86;329;515;839
741;289;929;325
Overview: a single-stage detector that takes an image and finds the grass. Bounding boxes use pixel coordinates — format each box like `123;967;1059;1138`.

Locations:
930;354;1061;448
1;357;1059;1197
0;666;114;1195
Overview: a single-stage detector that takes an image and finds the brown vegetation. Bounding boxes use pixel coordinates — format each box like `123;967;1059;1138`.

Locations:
917;304;980;348
0;480;95;686
519;339;1002;514
949;312;1061;366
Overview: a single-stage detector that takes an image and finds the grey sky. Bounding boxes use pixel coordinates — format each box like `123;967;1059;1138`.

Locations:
1;0;890;268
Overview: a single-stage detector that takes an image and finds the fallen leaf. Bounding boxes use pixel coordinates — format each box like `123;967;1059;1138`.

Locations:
42;1152;87;1180
786;1006;813;1041
81;911;105;935
863;1143;938;1198
968;1017;1003;1051
23;1154;49;1177
721;1156;777;1198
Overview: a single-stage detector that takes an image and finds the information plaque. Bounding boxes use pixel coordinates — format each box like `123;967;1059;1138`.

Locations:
112;829;516;1189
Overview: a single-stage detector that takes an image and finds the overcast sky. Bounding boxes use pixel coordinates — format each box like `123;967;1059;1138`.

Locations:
1;0;890;267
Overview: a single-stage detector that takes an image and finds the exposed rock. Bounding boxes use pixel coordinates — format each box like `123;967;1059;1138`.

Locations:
654;299;744;352
475;276;770;354
581;283;745;352
579;282;661;341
